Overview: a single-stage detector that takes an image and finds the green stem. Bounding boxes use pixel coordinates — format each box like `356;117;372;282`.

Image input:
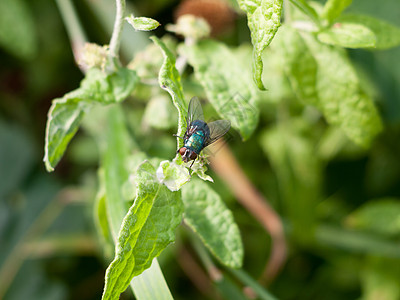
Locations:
109;0;126;68
227;269;278;300
192;235;277;300
131;260;173;300
288;0;321;27
191;236;222;281
55;0;87;67
83;0;148;60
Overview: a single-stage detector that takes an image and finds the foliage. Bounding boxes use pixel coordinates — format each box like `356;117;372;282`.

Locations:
2;0;400;299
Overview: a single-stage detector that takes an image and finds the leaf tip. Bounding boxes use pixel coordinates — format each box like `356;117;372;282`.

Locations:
44;159;55;172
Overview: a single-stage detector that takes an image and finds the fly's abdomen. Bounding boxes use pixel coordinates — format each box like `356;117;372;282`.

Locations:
185;130;206;154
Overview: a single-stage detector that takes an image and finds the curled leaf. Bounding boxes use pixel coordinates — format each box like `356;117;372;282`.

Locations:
126;16;160;31
156;159;190;191
237;0;283;90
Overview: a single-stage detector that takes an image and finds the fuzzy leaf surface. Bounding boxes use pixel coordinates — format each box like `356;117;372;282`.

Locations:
237;0;283;90
275;26;382;147
338;14;400;49
317;23;376;48
182;179;243;268
43;68;138;171
151;36;187;150
102;161;183;300
301;33;382;146
272;26;319;106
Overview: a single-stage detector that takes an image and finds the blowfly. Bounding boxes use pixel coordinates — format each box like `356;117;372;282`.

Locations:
175;97;231;168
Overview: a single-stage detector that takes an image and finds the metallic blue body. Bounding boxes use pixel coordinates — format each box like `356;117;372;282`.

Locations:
184;120;210;154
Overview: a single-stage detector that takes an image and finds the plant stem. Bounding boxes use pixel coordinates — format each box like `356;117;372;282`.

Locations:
55;0;87;68
177;245;215;297
192;234;277;300
227;269;278;300
109;0;126;68
288;0;321;27
191;235;222;281
83;0;149;60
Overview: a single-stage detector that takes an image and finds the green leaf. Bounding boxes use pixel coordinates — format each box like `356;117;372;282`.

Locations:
43;68;138;171
361;256;400;300
321;0;353;24
271;26;319;106
150;36;187;150
338;14;400;49
316;225;400;258
80;68;139;104
126;16;160;31
317;23;376;48
143;95;177;130
180;40;261;140
102;106;133;236
0;0;37;59
273;26;381;146
237;0;283;90
102;161;184;300
156;159;190;192
189;157;214;182
43;91;90;172
100;108;174;299
301;33;383;147
346;198;400;237
94;169;111;243
182;179;243;268
288;0;321;25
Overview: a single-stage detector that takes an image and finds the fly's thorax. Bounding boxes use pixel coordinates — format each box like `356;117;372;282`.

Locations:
190;120;210;136
185;129;207;154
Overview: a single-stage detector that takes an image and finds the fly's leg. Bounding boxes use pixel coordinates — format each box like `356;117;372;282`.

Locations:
189;159;195;170
173;134;184;140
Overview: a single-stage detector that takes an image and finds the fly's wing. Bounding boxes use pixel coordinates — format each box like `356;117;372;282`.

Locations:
187;97;204;127
205;120;231;147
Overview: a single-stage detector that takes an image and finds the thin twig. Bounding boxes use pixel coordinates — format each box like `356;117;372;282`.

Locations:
288;0;321;27
190;235;222;282
209;142;287;284
55;0;88;70
177;245;215;298
108;0;126;68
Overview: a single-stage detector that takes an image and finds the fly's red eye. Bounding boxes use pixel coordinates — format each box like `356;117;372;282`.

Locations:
190;152;198;160
179;147;187;156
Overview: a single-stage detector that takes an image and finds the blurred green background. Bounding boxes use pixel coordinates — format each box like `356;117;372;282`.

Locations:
1;0;400;299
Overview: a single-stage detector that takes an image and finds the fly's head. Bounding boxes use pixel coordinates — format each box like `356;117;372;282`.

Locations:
178;147;198;163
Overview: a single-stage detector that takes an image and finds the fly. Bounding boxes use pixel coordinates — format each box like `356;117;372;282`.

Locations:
174;97;231;168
